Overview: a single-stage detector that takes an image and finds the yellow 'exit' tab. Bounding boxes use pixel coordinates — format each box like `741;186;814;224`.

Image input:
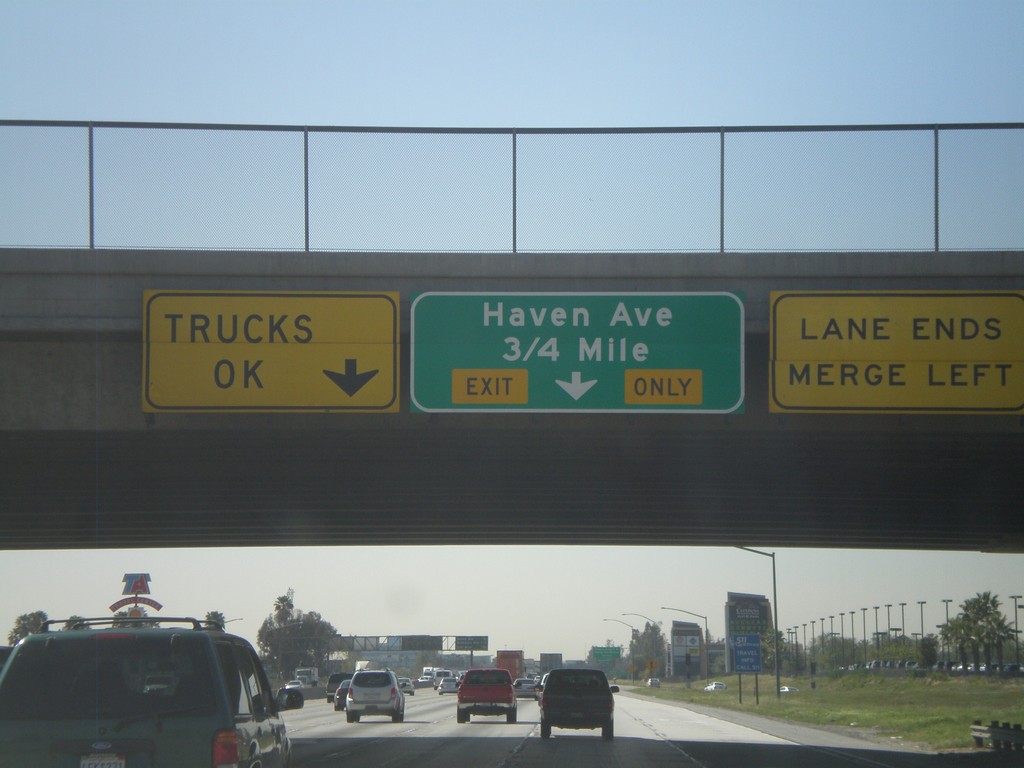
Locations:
452;369;529;404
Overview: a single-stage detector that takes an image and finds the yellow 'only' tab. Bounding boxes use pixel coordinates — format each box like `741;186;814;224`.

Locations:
452;369;528;404
625;369;703;405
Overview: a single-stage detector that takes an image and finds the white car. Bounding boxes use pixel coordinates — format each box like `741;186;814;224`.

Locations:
345;670;405;723
779;686;799;693
704;681;727;691
513;677;539;699
437;676;459;694
398;677;415;695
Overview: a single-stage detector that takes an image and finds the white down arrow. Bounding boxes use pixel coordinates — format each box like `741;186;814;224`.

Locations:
555;371;597;400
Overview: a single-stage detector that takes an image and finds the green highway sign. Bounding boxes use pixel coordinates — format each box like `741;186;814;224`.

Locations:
454;635;489;651
410;292;744;413
592;646;623;662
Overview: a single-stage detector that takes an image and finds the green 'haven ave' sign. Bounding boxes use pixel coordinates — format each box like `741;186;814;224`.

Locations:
410;292;744;413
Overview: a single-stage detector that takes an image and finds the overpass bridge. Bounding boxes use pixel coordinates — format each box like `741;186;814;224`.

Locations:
1;122;1022;553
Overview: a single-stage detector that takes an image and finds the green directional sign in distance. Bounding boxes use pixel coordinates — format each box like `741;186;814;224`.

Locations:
410;292;744;413
592;646;623;662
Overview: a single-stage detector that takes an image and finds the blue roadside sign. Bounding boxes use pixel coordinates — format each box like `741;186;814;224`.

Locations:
732;633;762;673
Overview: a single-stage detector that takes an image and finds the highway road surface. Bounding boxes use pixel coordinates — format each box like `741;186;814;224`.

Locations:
283;689;1004;767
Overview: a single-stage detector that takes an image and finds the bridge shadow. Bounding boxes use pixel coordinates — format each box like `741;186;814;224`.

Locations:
290;734;1019;767
674;740;1022;767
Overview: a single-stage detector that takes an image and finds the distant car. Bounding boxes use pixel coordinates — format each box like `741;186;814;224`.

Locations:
285;679;304;688
779;686;799;693
398;677;415;695
333;679;352;711
431;669;455;688
513;677;539;699
326;672;353;703
645;677;661;688
437;676;459;694
704;681;727;691
539;668;618;740
414;675;435;689
345;670;404;723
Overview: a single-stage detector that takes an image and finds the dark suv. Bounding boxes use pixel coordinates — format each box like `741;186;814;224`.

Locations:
0;616;303;766
539;667;618;740
326;671;353;703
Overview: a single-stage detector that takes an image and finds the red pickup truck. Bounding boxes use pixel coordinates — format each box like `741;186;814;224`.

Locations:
456;668;517;723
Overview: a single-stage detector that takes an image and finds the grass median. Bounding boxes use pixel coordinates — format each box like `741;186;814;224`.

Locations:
625;672;1024;751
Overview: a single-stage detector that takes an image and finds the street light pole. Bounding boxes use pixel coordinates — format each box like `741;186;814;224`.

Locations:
839;613;846;668
942;599;952;663
917;601;927;651
899;603;907;639
861;608;868;666
802;623;808;674
810;619;816;667
736;547;781;699
1010;596;1022;667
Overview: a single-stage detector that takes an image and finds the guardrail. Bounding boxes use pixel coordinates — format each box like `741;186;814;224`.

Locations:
971;719;1024;750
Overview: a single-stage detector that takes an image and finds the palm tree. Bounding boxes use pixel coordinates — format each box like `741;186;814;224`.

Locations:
205;611;227;629
274;590;295;626
940;615;971;668
958;592;1015;670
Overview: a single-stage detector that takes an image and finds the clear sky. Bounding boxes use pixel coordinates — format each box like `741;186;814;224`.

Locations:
2;1;1023;657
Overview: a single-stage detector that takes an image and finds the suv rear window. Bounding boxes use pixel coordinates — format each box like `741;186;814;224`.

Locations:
544;670;608;692
352;671;392;687
0;634;216;720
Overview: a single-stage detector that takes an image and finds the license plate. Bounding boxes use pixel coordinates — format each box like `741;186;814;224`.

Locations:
81;755;126;768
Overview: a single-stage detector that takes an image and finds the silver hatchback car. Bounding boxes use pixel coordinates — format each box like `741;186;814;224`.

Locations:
346;670;405;723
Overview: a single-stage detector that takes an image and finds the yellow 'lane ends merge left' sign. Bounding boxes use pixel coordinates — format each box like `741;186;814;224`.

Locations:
770;291;1024;413
143;291;399;412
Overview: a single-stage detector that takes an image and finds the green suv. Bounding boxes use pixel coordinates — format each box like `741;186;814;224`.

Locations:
0;616;303;767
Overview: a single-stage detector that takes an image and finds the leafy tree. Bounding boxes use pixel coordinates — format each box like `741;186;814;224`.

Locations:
258;592;336;682
205;611;227;629
918;635;939;669
7;610;48;643
629;621;666;678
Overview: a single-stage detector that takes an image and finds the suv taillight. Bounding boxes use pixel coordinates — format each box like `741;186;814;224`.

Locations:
212;729;239;767
391;686;398;696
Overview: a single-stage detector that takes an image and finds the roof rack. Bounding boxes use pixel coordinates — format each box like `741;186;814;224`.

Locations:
40;616;225;632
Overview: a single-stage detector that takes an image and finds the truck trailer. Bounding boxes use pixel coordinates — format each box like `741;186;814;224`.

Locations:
494;650;525;680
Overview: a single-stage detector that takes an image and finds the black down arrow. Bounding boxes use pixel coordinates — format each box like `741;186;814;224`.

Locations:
323;359;379;397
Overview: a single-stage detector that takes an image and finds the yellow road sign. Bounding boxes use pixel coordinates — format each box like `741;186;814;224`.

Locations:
770;291;1024;413
143;291;399;412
